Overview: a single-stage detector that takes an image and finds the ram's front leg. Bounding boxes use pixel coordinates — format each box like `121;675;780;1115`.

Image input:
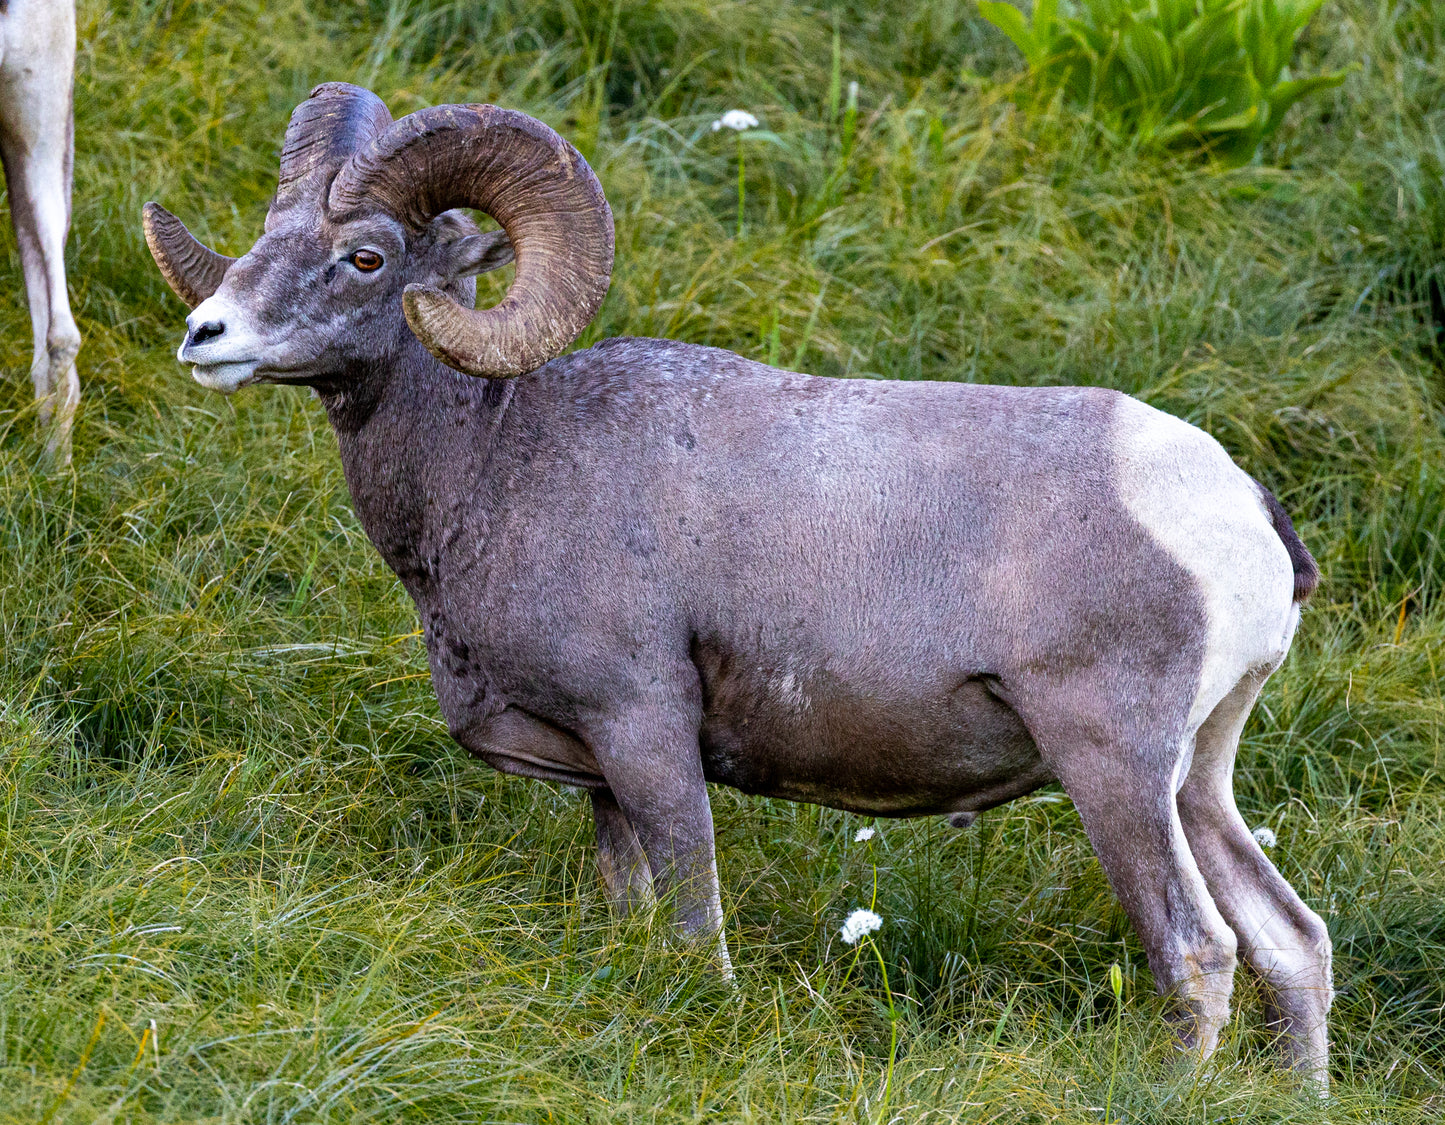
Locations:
590;707;732;975
591;788;654;916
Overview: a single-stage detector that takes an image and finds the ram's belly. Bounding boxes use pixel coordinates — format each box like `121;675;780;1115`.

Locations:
696;668;1050;816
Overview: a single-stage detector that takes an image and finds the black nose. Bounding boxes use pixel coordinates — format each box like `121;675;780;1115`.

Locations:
188;319;225;347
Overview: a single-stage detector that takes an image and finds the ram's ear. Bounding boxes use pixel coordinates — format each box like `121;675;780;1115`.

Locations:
445;230;514;278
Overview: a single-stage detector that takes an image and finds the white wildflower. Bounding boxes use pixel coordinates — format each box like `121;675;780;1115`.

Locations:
712;109;759;132
1252;826;1277;849
840;908;883;945
854;826;876;843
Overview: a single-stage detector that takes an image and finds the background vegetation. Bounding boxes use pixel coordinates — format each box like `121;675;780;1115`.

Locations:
977;0;1347;163
0;0;1442;1120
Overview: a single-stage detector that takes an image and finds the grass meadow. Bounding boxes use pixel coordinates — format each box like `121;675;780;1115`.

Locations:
1;0;1443;1120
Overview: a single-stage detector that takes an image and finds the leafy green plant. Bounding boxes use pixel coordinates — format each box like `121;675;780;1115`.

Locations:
978;0;1346;163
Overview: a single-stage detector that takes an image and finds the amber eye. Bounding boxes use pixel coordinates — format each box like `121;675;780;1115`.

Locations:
350;249;384;272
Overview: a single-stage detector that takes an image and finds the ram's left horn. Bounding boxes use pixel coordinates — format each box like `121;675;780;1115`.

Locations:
142;202;235;309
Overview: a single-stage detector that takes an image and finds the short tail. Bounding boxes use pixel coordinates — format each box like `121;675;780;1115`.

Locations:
1254;480;1319;603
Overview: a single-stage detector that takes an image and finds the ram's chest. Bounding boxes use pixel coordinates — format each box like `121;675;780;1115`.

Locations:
417;601;507;726
390;503;508;697
408;564;567;729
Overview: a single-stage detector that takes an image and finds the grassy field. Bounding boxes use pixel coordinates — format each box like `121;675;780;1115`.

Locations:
1;0;1443;1120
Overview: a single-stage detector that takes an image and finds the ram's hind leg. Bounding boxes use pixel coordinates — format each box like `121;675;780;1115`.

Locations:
1025;700;1239;1062
1177;672;1332;1092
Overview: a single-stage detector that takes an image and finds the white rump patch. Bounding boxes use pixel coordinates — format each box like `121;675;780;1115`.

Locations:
1110;396;1298;733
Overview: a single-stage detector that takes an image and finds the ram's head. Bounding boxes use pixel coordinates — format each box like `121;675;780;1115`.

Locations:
144;83;613;392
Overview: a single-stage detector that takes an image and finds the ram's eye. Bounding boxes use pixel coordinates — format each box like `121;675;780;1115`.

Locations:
350;249;384;272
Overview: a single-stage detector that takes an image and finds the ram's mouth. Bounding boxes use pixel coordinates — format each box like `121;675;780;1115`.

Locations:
191;359;318;394
190;360;262;394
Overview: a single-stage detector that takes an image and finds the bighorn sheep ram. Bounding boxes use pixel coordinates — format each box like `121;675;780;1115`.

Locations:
144;84;1332;1088
1;0;81;459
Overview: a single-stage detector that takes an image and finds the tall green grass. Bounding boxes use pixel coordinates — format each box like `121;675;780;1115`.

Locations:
0;0;1442;1120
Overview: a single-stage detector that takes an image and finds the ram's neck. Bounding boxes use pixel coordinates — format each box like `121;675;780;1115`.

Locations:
321;347;512;588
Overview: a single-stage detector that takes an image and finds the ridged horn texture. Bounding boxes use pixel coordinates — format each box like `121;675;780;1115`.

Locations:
277;82;393;205
141;202;234;309
328;104;614;378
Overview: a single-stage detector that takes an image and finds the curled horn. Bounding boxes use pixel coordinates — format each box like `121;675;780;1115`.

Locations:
328;104;613;378
143;84;393;310
142;202;234;309
276;82;393;206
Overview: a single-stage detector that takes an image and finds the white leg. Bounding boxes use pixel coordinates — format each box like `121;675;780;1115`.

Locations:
0;1;80;460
